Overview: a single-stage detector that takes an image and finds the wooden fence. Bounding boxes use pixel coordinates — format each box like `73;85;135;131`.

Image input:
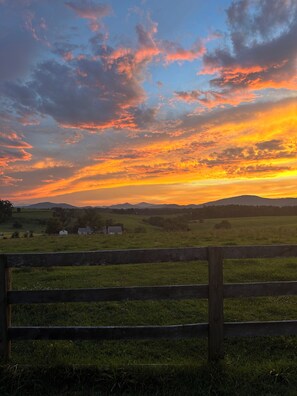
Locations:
1;245;297;362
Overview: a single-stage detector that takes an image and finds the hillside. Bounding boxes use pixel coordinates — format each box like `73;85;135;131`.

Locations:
25;202;77;209
203;195;297;207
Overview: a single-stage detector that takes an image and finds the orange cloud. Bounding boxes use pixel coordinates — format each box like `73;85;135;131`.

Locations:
0;131;32;167
0;173;22;186
211;64;297;92
6;98;297;205
175;88;257;108
164;40;206;63
32;158;74;170
200;64;269;76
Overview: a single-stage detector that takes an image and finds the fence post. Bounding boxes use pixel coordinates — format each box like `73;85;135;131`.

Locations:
208;246;224;361
0;255;11;361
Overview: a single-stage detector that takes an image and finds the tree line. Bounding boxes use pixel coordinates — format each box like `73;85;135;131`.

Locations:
113;205;297;219
0;200;13;222
46;208;104;234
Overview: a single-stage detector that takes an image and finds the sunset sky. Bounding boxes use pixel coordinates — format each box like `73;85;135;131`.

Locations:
1;0;297;206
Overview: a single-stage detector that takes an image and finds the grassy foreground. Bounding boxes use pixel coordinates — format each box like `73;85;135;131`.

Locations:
1;357;297;396
0;214;297;394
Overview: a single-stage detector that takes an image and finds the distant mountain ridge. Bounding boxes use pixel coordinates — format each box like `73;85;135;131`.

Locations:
107;195;297;208
202;195;297;207
22;195;297;209
107;202;182;209
25;202;77;209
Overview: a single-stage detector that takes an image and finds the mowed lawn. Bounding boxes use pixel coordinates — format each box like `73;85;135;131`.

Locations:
0;214;297;395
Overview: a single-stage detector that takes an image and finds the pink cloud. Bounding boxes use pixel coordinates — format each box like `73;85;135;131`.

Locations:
163;39;206;63
0;131;32;167
63;51;73;61
23;11;49;45
0;173;22;186
66;1;111;31
175;88;256;108
65;1;111;20
0;131;32;149
105;21;210;82
63;131;84;144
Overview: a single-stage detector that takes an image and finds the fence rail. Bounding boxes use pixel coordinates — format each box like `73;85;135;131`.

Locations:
1;245;297;362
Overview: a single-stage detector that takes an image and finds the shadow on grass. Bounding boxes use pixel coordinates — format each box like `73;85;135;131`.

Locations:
1;360;296;396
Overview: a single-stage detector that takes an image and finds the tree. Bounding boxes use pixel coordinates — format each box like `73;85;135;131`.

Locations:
52;207;73;227
76;209;103;230
0;199;13;223
45;218;62;234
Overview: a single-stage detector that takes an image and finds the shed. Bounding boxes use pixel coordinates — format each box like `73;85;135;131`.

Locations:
106;225;123;235
78;227;92;235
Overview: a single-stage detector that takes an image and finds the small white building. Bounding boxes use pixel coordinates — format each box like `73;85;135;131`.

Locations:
105;225;123;235
59;229;68;236
78;226;92;235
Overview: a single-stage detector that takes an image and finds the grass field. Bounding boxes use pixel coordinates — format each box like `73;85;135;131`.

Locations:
0;211;297;395
1;212;297;253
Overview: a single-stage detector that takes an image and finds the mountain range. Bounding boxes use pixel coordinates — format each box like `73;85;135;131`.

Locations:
23;195;297;209
25;202;77;209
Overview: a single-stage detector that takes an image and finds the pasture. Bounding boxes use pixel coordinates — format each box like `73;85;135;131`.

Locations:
0;210;297;395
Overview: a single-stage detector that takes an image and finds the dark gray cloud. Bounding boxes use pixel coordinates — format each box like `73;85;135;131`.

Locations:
202;0;297;92
229;164;291;175
0;29;38;81
1;14;164;131
89;33;107;53
0;0;92;98
174;2;297;108
256;139;283;151
2;55;148;129
2;82;38;122
200;139;294;169
52;41;81;60
227;0;296;44
1;16;167;133
132;107;157;129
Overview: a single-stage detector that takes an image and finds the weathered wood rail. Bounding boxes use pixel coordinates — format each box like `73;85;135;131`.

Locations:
1;245;297;362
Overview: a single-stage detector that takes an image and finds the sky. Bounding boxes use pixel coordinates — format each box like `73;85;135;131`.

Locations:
0;0;296;206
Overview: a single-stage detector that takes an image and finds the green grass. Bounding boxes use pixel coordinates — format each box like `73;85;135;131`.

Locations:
0;209;52;236
0;213;297;395
2;208;297;240
1;214;297;253
1;359;296;396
